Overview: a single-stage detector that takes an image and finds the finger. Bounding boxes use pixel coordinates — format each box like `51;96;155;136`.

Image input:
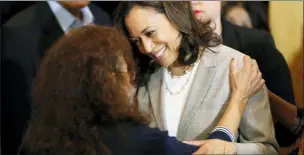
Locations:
249;59;258;83
252;65;262;90
193;146;208;155
257;79;265;92
229;58;237;74
252;59;259;76
242;56;252;73
183;140;206;146
252;79;265;95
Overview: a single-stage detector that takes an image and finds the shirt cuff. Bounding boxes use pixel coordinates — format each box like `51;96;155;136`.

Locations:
208;126;235;142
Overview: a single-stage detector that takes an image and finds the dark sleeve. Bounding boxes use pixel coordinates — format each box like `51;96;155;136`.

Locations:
257;33;297;146
207;129;233;142
258;33;295;105
133;125;235;155
132;125;198;155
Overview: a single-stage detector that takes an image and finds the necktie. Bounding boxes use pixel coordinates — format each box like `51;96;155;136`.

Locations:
68;19;83;31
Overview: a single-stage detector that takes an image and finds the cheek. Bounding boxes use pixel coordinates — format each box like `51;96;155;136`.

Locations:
168;31;181;52
158;27;180;48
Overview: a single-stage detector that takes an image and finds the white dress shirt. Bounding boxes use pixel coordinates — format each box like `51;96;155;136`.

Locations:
47;1;94;33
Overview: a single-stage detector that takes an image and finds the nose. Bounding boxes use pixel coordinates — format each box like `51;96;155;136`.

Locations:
139;38;154;54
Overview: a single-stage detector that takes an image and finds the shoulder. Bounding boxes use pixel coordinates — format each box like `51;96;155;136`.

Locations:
4;3;42;29
3;2;43;44
204;44;246;69
233;24;274;46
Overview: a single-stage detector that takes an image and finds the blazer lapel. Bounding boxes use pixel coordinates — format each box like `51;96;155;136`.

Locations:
37;2;64;59
147;68;167;131
176;47;219;140
27;2;64;76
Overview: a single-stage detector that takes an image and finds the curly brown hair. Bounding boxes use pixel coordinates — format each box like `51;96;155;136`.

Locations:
20;25;149;154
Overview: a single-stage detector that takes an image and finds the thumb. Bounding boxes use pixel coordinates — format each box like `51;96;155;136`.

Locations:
230;58;237;74
183;140;207;146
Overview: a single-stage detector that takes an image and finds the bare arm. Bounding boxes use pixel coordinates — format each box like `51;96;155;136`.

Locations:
268;91;304;136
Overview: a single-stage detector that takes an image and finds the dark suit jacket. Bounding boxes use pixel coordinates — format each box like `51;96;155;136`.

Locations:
222;18;297;147
1;2;111;153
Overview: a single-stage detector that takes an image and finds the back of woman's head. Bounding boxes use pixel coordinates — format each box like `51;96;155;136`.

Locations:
114;1;221;86
21;25;147;154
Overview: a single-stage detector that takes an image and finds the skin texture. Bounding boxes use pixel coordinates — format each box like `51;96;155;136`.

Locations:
191;1;222;35
57;1;90;20
125;6;182;69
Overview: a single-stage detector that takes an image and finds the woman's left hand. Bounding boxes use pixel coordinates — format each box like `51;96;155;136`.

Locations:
184;139;236;154
229;56;265;100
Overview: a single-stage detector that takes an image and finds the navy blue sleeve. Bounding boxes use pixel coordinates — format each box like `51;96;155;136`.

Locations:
207;126;234;142
207;130;233;142
131;125;198;155
165;136;199;155
131;125;233;155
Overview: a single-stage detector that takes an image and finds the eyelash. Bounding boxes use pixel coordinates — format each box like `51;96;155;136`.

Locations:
145;30;155;37
131;30;156;46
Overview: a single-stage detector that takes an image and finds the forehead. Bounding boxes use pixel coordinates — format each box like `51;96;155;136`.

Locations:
125;6;161;36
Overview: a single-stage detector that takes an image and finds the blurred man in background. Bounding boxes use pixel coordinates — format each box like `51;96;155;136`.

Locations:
1;1;111;153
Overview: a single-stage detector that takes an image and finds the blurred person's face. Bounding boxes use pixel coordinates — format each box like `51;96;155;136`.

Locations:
57;1;90;10
191;1;221;22
125;5;182;67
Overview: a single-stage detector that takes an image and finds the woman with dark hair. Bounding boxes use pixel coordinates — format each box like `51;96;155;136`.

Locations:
114;1;278;154
20;25;264;155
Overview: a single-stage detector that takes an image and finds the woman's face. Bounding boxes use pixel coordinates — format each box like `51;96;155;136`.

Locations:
125;5;182;67
191;1;221;22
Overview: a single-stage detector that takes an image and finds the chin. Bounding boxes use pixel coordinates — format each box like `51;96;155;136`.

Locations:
157;60;174;67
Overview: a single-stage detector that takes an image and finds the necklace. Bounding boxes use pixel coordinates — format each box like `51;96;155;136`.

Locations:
165;49;203;95
164;59;200;95
168;65;193;78
164;69;194;95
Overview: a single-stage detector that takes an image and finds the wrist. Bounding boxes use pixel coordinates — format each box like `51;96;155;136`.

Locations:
229;92;249;115
225;142;237;154
231;91;249;101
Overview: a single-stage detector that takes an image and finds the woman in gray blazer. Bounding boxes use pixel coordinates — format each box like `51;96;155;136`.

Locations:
114;1;279;154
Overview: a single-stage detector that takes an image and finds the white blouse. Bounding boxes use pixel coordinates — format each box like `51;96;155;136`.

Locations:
162;60;201;137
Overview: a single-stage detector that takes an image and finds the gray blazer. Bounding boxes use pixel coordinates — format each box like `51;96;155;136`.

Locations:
137;45;279;154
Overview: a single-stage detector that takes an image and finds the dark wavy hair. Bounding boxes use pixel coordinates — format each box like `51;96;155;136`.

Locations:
19;25;149;154
114;1;221;86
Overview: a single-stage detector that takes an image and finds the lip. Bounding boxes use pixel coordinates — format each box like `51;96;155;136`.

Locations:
151;46;166;60
193;10;203;15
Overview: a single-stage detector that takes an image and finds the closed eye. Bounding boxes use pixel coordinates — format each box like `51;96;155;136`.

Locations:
145;30;155;37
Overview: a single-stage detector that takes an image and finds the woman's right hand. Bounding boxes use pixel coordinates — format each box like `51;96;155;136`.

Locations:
229;55;265;100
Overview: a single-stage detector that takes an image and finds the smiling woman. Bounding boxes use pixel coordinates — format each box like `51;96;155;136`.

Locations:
114;1;220;84
114;1;279;154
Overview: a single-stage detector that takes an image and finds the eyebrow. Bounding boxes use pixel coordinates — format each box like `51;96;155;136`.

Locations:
129;26;154;39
